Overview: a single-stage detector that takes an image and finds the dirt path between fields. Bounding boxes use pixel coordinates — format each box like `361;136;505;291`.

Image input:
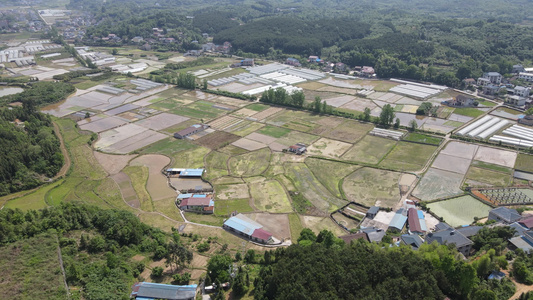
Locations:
52;121;71;180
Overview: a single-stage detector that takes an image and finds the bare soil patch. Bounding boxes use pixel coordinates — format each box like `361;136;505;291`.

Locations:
94;152;136;175
249;213;291;241
307;137;352;158
431;153;472;174
474;146;517;168
231;138;267;151
440;141;479;160
252;107;283;120
245;132;278;145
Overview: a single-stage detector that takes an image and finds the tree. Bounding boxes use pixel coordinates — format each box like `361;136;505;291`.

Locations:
313;96;322;113
297;228;317;243
245;249;256;263
363;107;371;122
207;255;233;283
202;79;208;90
409;119;418;131
152;266;164;278
379;104;395;127
394;118;400;129
166;242;192;272
111;49;118;55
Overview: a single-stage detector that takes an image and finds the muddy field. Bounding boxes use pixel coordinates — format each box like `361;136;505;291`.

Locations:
135;112;189;131
231;138;267;151
194;131;241;150
440;141;479;160
431;153;472;174
130;155;175;201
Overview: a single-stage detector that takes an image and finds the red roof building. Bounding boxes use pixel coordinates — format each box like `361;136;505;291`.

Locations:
251;228;273;243
520;215;533;229
179;197;214;214
408;208;423;233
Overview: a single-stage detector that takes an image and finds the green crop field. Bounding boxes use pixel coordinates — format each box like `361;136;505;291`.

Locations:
0;233;67;300
171;146;210;169
342;167;402;208
427;196;492;227
402;133;443;146
183;212;225;226
379;142;437;172
257;125;291;138
142;137;198;156
246;103;269;112
228;148;271;176
471;160;512;174
342;135;397;164
275;130;320;147
4;180;61;211
153;198;184;222
250;179;292;213
453;107;485;118
305;158;360;198
516;154;533;173
227;121;265;137
123;166;153;211
465;167;513;187
205;151;230;170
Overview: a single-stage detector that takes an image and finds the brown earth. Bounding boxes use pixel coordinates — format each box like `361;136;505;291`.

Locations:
93;151;136;175
194;131;241;150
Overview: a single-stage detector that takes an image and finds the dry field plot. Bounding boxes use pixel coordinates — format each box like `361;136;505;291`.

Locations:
93;151;136;175
307;137;353;158
317;86;359;95
130;154;175;201
339;99;377;112
231;138;267;151
379;142;437;172
251;107;283;120
245;132;278;145
300;215;346;236
249;213;291;241
233;108;260;117
80;116;128;133
440;141;479;160
474;146;517;168
135;112;189;131
431;153;472;174
342;135;396;164
215;183;250;200
343;167;402;208
96;124;167;154
104;103;139;116
111;172;140;208
319;77;370;89
413;168;464;201
211;96;251;108
321;120;373;143
226;121;265;137
276;131;319;147
194;131;241;150
323;95;356;107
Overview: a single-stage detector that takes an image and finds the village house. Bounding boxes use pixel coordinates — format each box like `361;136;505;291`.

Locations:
388;208;408;232
241;58;254;66
131;36;143;43
286;57;301;67
443;94;475;107
513;64;526;73
513;86;531;98
223;213;274;244
519;72;533;82
361;66;375;78
481;72;503;84
462;78;477;86
488;207;521;224
179;196;214;214
288;143;307;155
400;233;424;250
482;84;501;96
507;95;527;107
509;230;533;254
519;115;533;127
366;206;379;219
407;208;427;234
426;228;473;256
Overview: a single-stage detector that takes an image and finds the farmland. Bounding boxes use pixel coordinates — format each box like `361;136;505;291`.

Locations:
427;196;492;227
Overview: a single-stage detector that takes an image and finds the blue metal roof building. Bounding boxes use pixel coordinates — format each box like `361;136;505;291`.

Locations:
389;209;408;231
131;282;197;300
180;169;204;177
177;193;193;199
223;213;263;236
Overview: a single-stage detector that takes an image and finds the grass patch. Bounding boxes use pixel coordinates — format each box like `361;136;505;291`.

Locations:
160;119;200;135
393;105;404;112
257;125;291;138
379;142;437;172
214;183;250;200
204;151;230;181
250;179;292;213
218;144;249;156
0;232;67;300
139;212;181;233
288;213;304;242
402;133;443;146
515;154;533;173
427;196;492;227
123;166;153;212
284;163;345;213
453;107;485;118
496;107;522;115
172;100;227;120
342;135;397;164
466;167;513;187
443;120;463;127
321;120;373;143
305;158;360;198
215;199;254;216
477;99;497;107
94;177;138;213
74;80;100;90
288;191;314;214
228;148;271;177
276;131;320;147
342;167;402;208
373;81;399;92
153;198;184;222
170;147;210;169
183;212;225;226
4;181;63;211
246;103;269;112
472;160;512;174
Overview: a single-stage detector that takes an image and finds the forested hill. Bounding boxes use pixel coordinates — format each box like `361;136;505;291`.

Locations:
213;17;371;55
0;82;74;196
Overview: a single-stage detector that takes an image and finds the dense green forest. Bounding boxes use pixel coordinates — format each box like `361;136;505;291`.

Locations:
0;203;193;300
0;82;74;195
253;229;515;300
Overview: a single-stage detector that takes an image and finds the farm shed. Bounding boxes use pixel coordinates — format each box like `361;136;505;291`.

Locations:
130;282;197;300
426;228;473;257
366;206;379;219
488;207;521;224
456;226;482;238
223;213;274;244
408;208;427;234
509;231;533;254
288;143;307;155
435;222;453;231
174;124;210;139
166;168;205;177
388;209;408;232
361;228;386;243
519;215;533;229
510;222;529;237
